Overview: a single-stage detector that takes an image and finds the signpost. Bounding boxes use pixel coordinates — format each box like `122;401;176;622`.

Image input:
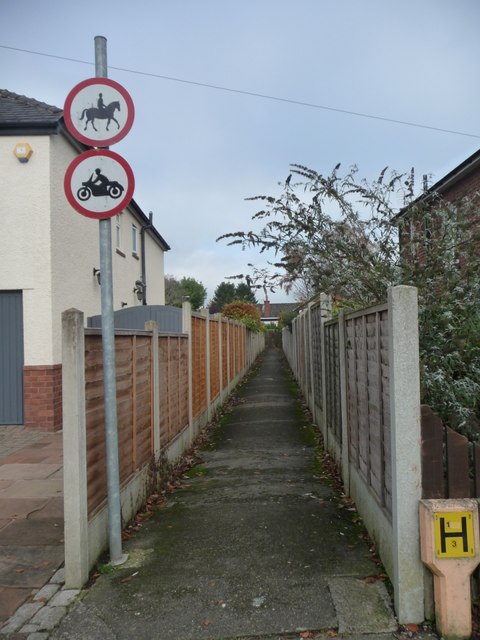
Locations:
63;36;134;566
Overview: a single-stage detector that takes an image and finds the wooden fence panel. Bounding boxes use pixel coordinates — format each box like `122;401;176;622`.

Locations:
192;315;207;419
420;406;445;499
133;336;153;468
421;405;480;500
345;304;390;512
210;319;220;401
447;428;470;498
325;321;341;445
311;304;323;411
158;335;189;445
222;320;228;387
85;333;154;517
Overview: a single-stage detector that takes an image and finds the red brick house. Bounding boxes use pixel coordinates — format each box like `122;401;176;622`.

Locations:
395;148;480;264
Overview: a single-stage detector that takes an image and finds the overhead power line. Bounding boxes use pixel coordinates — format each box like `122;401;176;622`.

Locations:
2;43;480;140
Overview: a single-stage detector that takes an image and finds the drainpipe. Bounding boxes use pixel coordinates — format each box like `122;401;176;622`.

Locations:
140;211;154;305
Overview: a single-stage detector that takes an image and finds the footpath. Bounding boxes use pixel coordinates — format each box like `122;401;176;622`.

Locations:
0;426;64;628
4;347;438;640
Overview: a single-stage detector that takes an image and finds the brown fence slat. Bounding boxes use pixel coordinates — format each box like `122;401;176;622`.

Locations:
420;405;445;499
474;444;480;498
446;427;470;498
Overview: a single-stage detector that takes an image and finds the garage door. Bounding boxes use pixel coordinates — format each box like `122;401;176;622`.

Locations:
0;291;24;424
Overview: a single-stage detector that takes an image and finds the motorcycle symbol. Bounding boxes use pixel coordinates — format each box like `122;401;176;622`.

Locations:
76;169;124;201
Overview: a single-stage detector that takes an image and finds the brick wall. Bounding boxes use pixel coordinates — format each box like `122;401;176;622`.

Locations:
23;364;63;432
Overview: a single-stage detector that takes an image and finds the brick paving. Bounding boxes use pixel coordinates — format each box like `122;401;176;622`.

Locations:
0;426;64;629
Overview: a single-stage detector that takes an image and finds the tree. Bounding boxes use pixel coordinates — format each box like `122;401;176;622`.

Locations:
209;281;258;313
165;275;207;311
234;282;257;304
209;282;236;313
218;162;480;439
222;301;263;333
180;277;207;310
165;275;183;308
218;163;404;306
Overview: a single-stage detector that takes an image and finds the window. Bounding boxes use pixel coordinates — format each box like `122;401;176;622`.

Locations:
132;224;138;254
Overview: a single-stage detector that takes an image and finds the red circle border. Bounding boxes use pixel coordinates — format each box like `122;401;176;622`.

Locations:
64;77;135;147
64;149;135;219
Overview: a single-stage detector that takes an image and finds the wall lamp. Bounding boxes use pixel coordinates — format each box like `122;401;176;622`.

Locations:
133;279;146;301
93;268;101;285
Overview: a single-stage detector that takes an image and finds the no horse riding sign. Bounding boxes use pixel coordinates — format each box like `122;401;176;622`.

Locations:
64;77;135;147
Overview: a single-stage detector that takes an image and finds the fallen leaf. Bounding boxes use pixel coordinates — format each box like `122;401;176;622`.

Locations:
15;568;25;573
300;632;313;638
121;575;133;583
202;618;212;626
327;630;337;638
405;623;419;633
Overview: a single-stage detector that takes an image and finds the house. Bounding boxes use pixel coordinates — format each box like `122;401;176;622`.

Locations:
395;147;480;264
0;89;169;431
260;298;298;325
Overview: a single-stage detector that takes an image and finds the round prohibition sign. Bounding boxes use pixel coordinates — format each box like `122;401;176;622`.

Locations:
64;149;135;219
64;77;135;147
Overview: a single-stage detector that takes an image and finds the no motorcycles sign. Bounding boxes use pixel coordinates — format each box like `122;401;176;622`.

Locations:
64;149;135;219
64;77;135;147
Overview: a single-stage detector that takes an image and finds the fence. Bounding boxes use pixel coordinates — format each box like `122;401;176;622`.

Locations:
283;286;424;624
62;302;265;588
421;405;480;500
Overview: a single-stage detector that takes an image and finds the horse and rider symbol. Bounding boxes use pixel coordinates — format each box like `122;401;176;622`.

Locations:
80;93;121;132
77;167;124;201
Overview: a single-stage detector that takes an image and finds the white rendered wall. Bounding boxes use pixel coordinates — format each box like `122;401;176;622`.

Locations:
0;135;54;365
144;231;165;304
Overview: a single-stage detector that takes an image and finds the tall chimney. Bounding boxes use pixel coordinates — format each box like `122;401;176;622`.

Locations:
263;298;271;318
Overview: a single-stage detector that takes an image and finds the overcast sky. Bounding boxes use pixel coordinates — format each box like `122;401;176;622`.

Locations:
2;1;480;303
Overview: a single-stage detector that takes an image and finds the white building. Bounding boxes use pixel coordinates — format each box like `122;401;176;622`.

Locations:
0;90;169;430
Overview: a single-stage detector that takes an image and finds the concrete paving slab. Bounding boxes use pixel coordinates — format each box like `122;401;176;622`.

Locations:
0;519;63;546
0;479;63;499
329;576;397;634
0;545;64;588
0;499;48;520
27;498;64;520
0;464;61;481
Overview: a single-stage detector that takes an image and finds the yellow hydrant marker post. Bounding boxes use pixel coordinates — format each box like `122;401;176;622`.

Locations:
419;499;480;640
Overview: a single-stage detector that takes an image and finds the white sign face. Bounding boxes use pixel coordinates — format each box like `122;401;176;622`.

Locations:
64;149;135;219
64;78;135;147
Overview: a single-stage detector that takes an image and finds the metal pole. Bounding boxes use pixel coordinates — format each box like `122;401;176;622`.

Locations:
95;35;125;565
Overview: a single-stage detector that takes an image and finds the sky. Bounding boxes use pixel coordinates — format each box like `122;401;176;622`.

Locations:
2;0;480;304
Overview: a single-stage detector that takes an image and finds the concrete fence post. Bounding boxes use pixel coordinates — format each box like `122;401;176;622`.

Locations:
145;321;160;458
182;301;193;443
388;285;424;623
62;308;89;589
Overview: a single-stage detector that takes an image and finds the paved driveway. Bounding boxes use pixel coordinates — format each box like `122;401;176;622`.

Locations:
0;426;64;626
